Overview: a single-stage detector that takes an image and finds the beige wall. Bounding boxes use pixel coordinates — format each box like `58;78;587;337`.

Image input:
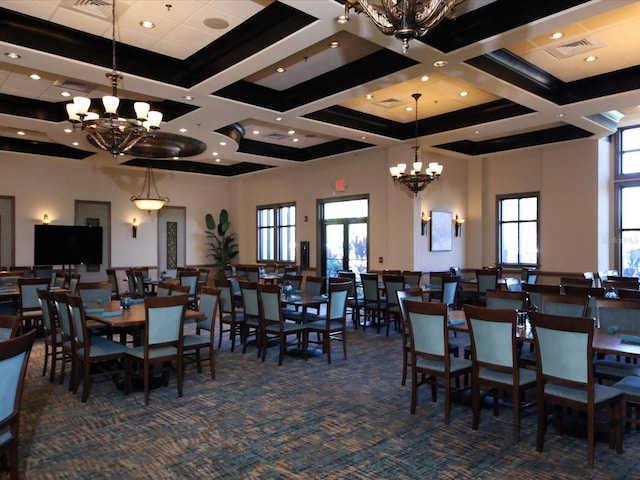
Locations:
0;135;613;275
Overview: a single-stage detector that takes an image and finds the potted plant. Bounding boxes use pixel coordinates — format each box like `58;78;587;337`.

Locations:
205;209;239;279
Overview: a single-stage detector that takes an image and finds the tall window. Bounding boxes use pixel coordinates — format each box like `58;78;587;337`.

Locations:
497;193;539;266
617;126;640;276
257;203;295;263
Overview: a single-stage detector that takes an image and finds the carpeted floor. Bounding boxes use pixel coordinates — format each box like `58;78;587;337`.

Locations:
12;319;640;479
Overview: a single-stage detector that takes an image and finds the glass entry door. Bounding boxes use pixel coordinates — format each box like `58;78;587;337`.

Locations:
320;197;368;279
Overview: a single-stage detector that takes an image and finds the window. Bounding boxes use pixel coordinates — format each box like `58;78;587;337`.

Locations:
617;125;640;276
497;193;539;266
257;203;295;263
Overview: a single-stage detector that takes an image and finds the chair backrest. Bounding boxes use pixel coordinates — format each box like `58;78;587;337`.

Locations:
526;270;539;285
617;288;640;300
304;276;325;295
0;329;35;441
52;292;73;341
76;281;112;305
144;294;187;348
563;286;605;317
66;294;90;347
106;268;119;298
179;270;199;297
19;277;51;310
216;277;235;316
156;281;173;297
337;271;358;297
68;272;81;295
0;315;20;340
441;276;460;307
402;271;422;287
603;278;640;291
485;289;526;310
125;270;137;295
284;266;300;275
382;275;405;308
196;286;220;331
539;293;587;317
429;271;450;288
405;300;450;358
560;276;592;288
32;265;53;280
282;275;303;291
475;270;499;293
583;271;596;287
197;268;210;287
397;287;424;322
37;289;56;338
523;283;562;309
53;271;66;288
133;270;147;298
464;305;518;371
327;282;350;322
360;273;380;302
595;298;640;330
530;312;593;387
170;284;191;295
505;277;522;292
257;283;283;325
239;281;260;318
246;266;260;283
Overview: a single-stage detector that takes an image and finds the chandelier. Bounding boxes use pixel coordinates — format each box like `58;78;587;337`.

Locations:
66;0;162;158
337;0;466;53
390;93;443;196
131;167;169;212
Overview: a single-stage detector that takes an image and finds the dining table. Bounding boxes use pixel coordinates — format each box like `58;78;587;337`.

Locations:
85;300;205;328
281;292;327;323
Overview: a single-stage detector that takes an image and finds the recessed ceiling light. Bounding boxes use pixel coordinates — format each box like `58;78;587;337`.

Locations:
16;131;25;136
179;128;187;133
219;141;226;146
64;128;72;133
4;52;20;59
405;106;414;112
139;20;155;29
474;131;480;135
253;130;260;135
549;32;564;40
335;15;349;24
366;94;374;100
292;138;299;142
172;156;179;160
556;113;565;118
72;141;79;146
433;60;447;68
276;117;282;122
288;130;296;135
215;158;221;162
60;91;71;97
361;136;367;140
421;75;429;82
459;91;468;97
183;95;193;101
329;41;339;48
276;67;286;73
212;151;218;156
29;73;40;80
584;55;598;62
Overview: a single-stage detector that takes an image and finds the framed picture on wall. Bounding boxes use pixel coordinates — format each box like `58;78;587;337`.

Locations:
430;211;452;252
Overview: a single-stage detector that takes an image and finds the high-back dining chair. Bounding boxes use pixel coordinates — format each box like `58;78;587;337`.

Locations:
563;286;605;318
37;289;64;382
304;282;350;364
67;295;127;402
360;273;385;333
18;277;51;333
125;294;188;405
125;269;137;297
464;305;537;444
338;270;363;329
523;283;562;311
530;312;623;467
403;271;422;287
53;271;66;288
106;268;120;300
0;329;35;480
382;274;405;336
440;276;461;310
178;269;199;308
539;293;588;317
485;289;526;310
68;272;81;296
52;291;75;389
76;281;112;306
182;286;219;379
239;281;262;356
397;287;425;386
405;300;471;424
257;283;307;366
216;277;245;352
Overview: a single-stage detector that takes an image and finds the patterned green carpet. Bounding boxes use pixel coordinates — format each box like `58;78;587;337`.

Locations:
14;322;640;479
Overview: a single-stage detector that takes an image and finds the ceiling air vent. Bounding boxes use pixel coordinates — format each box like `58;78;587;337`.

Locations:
263;133;289;141
53;79;94;94
60;0;114;20
375;98;403;108
545;36;604;59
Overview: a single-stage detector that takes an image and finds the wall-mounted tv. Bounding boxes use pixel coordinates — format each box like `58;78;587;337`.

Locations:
34;225;103;266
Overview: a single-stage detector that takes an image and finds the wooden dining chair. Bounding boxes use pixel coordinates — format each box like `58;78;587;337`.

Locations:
485;289;526;310
539;293;589;317
382;274;405;336
216;277;245;352
37;289;64;382
464;305;537;443
397;287;426;386
125;294;188;405
304;282;350;364
405;300;471;424
0;315;20;340
530;312;623;467
0;329;35;480
239;281;262;356
17;277;50;333
182;286;219;379
52;291;75;389
360;272;385;333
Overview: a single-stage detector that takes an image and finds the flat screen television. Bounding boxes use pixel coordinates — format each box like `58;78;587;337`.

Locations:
34;225;103;266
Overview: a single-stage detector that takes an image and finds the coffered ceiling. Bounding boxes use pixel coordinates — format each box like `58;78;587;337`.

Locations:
0;0;639;176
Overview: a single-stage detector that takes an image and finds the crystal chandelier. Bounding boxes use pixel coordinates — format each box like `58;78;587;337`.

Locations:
337;0;466;53
389;93;443;196
66;0;162;158
131;167;169;212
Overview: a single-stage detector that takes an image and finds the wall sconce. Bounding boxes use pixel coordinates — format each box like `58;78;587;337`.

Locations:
455;215;465;237
421;211;431;236
42;214;50;225
132;217;138;238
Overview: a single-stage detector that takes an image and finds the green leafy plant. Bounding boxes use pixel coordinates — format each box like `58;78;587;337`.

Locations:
205;209;239;279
